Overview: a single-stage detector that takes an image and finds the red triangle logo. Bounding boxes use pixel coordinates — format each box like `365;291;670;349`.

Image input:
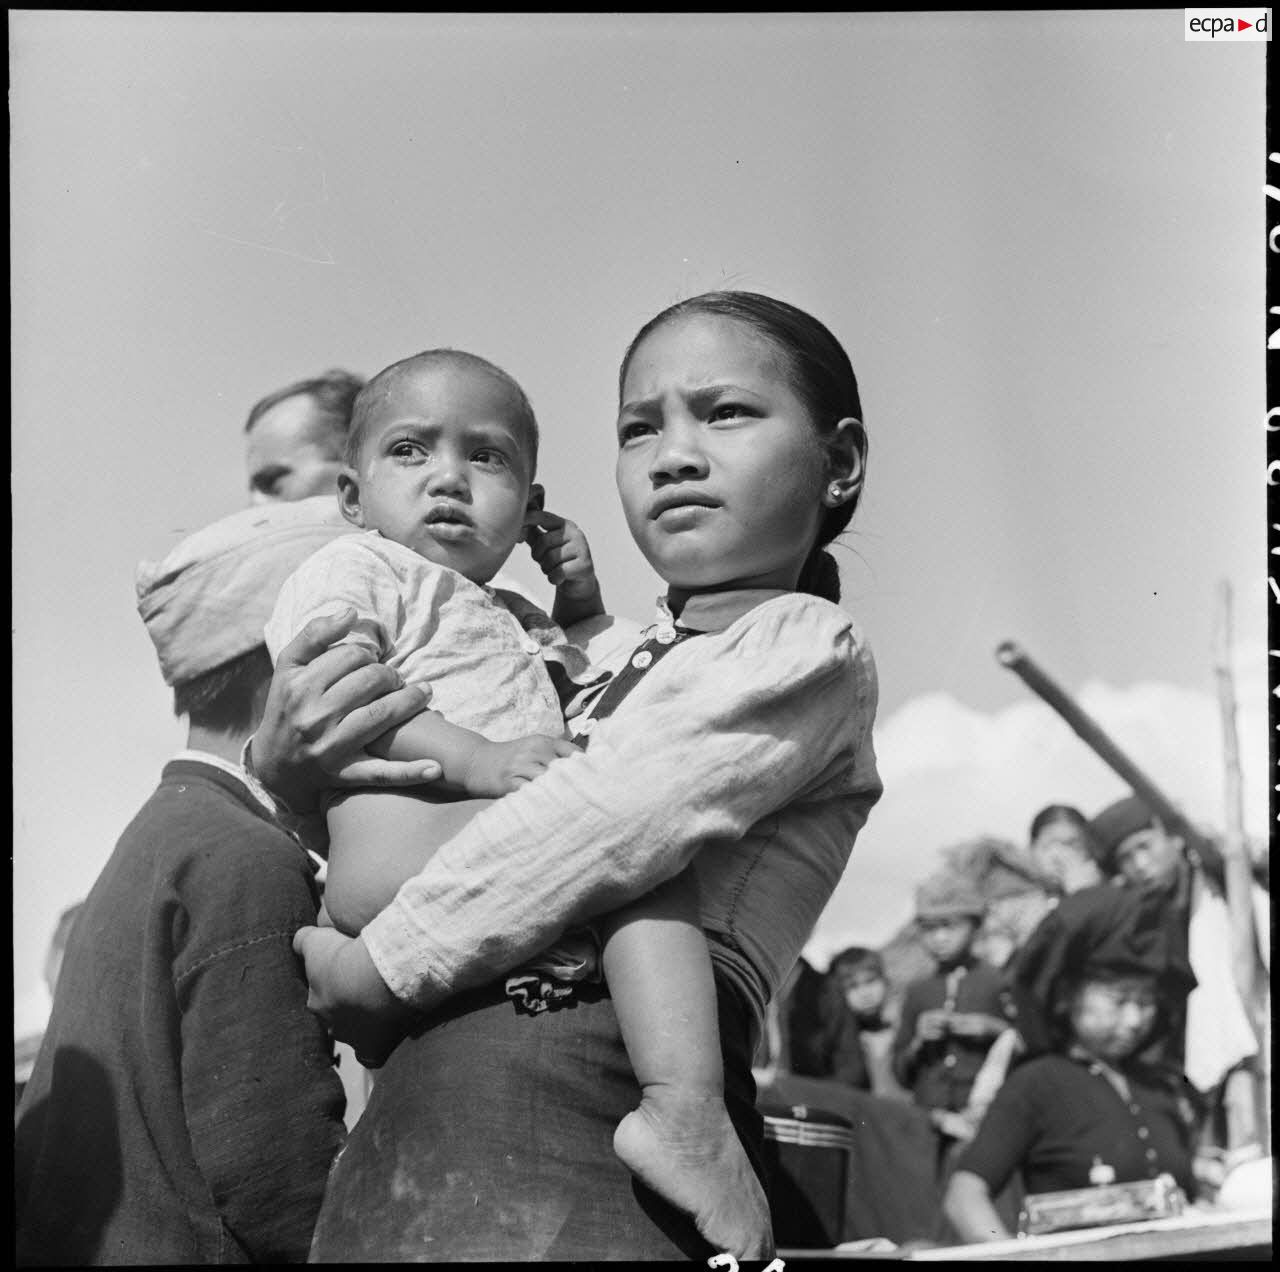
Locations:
1238;19;1252;30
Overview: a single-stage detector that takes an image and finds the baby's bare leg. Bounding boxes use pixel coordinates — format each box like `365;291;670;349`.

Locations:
323;789;493;936
603;872;773;1259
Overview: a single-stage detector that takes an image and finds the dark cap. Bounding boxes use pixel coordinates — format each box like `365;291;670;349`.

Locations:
1089;795;1158;870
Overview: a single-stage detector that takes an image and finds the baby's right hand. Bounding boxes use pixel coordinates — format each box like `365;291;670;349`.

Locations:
464;734;580;796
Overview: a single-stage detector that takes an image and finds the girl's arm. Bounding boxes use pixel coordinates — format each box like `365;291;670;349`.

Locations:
360;596;879;1007
943;1170;1011;1245
945;1065;1039;1228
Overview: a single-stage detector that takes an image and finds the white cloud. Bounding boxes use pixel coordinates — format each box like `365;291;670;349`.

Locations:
807;658;1269;967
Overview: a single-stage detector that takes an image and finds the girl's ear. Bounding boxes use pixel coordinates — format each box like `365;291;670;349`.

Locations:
336;467;367;528
822;417;867;507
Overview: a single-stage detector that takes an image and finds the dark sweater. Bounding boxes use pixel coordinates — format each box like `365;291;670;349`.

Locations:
891;957;1010;1113
16;759;346;1265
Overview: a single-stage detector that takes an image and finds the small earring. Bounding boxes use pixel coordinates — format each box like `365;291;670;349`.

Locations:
827;482;844;503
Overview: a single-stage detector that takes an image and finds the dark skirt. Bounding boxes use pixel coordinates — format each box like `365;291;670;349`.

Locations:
309;976;764;1262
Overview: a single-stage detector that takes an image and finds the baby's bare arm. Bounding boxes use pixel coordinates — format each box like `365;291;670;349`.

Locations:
323;789;493;936
366;709;488;786
368;709;579;798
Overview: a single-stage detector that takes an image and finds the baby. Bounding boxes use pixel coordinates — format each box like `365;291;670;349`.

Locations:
265;349;766;1256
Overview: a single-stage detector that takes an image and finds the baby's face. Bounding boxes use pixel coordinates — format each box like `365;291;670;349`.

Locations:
343;363;534;584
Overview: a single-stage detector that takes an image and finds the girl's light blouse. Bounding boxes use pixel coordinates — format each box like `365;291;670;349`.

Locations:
362;590;883;1029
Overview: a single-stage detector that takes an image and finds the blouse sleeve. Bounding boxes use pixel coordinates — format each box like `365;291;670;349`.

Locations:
263;539;396;665
362;594;880;1006
953;1065;1042;1196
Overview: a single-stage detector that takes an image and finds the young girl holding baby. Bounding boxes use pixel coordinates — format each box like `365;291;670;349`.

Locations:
260;291;884;1260
266;346;771;1252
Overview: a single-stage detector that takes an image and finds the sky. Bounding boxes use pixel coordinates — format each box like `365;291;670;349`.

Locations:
11;11;1269;1012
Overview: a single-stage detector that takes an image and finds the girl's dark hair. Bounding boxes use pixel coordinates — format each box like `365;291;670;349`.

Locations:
1029;803;1105;863
1029;803;1089;841
619;291;867;603
829;945;885;979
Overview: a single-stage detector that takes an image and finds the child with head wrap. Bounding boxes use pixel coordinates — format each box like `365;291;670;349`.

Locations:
16;498;358;1265
891;875;1012;1130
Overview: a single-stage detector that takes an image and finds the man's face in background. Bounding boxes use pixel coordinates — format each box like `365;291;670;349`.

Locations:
247;392;345;504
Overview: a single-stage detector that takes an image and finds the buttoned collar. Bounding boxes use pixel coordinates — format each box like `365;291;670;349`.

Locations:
656;588;791;635
1067;1042;1138;1083
1067;1043;1136;1101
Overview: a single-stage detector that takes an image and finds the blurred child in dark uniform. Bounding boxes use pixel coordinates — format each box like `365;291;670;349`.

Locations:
892;874;1011;1173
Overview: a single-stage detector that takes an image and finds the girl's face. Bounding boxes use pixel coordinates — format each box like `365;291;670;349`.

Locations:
616;314;831;601
1030;822;1087;885
835;964;887;1018
1069;974;1159;1063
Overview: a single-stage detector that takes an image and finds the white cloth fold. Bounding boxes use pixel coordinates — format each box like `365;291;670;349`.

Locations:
136;496;355;685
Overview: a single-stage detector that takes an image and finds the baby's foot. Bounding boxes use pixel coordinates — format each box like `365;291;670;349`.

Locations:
614;1088;773;1259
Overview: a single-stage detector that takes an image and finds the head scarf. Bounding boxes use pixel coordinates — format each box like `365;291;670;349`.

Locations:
136;496;355;686
914;872;986;921
1009;883;1196;1056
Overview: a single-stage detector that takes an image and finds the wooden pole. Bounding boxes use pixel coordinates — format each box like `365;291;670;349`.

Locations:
1210;580;1267;1158
1210;581;1261;1007
994;640;1227;883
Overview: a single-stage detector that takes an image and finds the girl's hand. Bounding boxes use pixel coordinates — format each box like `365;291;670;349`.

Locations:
292;925;418;1068
914;1009;950;1044
251;609;441;812
523;507;604;627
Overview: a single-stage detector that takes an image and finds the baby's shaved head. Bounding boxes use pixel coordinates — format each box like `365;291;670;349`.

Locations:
345;349;539;470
